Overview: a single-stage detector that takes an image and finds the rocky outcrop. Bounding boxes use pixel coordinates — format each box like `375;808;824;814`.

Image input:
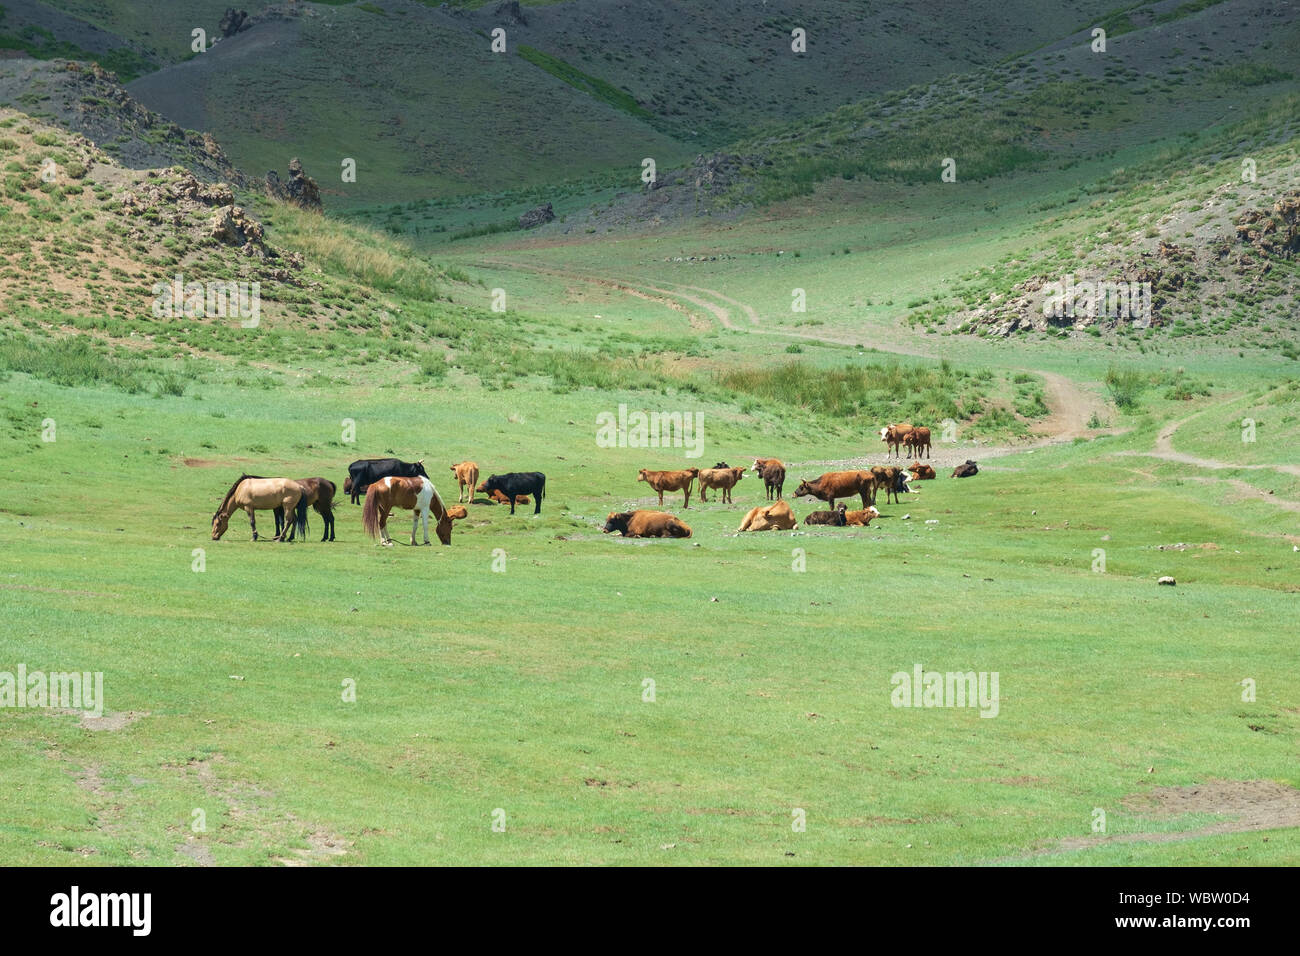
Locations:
518;202;555;228
493;1;528;26
218;8;251;38
266;158;322;212
1235;191;1300;258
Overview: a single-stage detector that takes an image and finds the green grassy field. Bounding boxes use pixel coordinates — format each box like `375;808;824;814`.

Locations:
2;0;1298;867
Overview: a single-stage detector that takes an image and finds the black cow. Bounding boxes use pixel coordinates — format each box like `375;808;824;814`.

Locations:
803;504;847;526
480;472;546;515
345;458;428;505
952;460;979;478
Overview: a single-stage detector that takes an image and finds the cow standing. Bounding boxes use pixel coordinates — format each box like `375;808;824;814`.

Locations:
638;468;699;509
793;471;875;511
880;424;914;459
698;466;746;503
905;426;932;459
345;458;429;505
752;458;785;500
450;461;479;503
479;472;546;514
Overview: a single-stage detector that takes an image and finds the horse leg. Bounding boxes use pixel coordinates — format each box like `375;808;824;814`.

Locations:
421;507;430;545
247;506;258;541
410;509;419;546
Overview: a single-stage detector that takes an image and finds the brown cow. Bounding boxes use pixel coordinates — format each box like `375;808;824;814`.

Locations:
698;466;746;503
603;510;693;538
753;458;786;500
446;505;468;521
638;468;699;508
793;470;875;510
880;423;914;458
904;427;932;459
844;506;881;526
908;462;936;480
482;487;530;507
450;461;479;503
803;504;847;526
737;499;798;532
869;465;906;505
952;460;979;478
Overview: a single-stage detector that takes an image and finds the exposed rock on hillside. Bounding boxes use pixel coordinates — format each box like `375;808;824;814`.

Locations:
265;158;321;212
0;59;246;183
219;9;252;38
518;202;555;228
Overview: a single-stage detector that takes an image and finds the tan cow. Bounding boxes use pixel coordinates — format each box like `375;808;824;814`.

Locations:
844;506;881;526
450;461;479;503
698;466;746;503
737;499;798;532
638;468;700;508
603;510;693;538
908;462;936;480
446;505;468;521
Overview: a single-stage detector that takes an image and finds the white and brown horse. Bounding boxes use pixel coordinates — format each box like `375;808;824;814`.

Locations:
361;475;452;547
211;475;307;542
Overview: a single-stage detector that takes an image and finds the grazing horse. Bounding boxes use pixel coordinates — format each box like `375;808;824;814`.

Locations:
361;475;452;546
274;477;337;541
211;475;307;542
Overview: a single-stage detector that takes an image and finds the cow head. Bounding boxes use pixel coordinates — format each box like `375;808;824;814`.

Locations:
636;469;649;483
687;467;700;477
730;468;746;482
415;460;429;478
602;512;632;535
793;479;813;498
879;426;891;442
752;459;765;473
343;476;353;494
475;480;489;493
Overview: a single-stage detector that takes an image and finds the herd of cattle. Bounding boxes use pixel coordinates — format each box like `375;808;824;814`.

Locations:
211;423;980;544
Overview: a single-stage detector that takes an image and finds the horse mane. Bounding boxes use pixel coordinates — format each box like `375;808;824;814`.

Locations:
214;474;270;518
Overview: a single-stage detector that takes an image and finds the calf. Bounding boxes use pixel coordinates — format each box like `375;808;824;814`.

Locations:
479;472;546;514
909;462;936;480
793;470;875;510
752;458;786;500
603;510;693;538
483;487;531;507
637;468;699;508
737;500;798;532
905;426;932;459
698;466;746;503
844;506;881;526
803;503;847;526
869;465;907;505
446;505;469;522
952;460;979;478
450;461;479;503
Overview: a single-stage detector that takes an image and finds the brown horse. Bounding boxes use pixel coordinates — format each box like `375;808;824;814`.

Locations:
274;477;337;541
361;475;452;546
211;475;307;542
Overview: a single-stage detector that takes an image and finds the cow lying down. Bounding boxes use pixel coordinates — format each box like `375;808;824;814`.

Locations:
844;506;880;526
803;504;847;526
737;500;798;532
603;510;693;538
952;460;979;478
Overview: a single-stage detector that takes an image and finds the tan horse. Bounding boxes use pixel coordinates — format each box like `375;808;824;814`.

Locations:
361;475;452;546
211;475;307;542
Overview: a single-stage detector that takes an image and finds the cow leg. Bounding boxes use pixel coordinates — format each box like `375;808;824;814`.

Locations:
700;487;708;503
657;491;664;506
683;486;690;510
827;497;835;511
533;493;541;515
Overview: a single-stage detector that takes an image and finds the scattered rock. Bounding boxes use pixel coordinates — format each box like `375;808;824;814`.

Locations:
518;202;555;229
266;158;322;212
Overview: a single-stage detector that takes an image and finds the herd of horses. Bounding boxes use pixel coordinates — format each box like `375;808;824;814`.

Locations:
207;424;969;547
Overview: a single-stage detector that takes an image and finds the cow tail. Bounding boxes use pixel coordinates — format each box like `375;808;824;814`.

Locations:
362;487;380;538
540;478;546;502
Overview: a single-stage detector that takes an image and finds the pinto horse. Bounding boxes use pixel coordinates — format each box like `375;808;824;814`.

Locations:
273;477;337;541
361;475;452;547
211;475;307;542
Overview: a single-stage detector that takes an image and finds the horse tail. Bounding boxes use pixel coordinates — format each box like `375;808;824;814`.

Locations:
295;494;309;538
361;484;381;538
